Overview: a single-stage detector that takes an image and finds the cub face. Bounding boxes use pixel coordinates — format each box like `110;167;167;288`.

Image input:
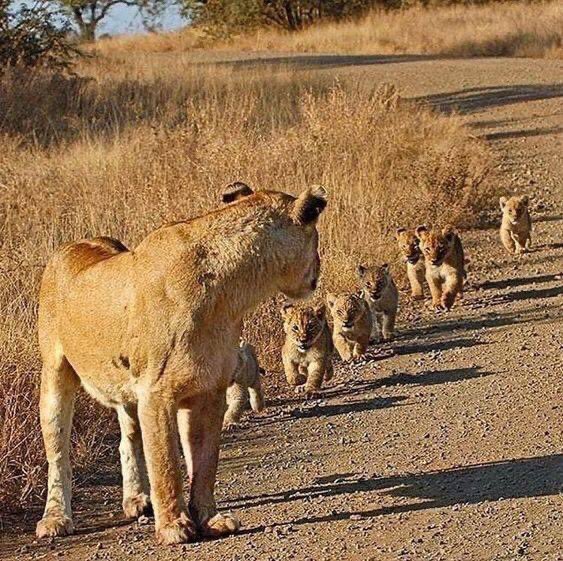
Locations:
326;293;367;331
415;225;456;267
395;228;422;264
281;303;326;353
500;195;529;225
357;263;391;302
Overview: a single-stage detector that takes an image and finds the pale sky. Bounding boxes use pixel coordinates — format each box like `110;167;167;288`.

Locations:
99;4;185;35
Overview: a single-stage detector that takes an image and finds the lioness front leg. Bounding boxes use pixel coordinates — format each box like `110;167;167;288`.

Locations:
178;393;240;538
117;405;151;519
36;360;79;538
138;394;195;545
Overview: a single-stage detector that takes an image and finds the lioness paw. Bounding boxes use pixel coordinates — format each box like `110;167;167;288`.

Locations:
36;513;74;538
123;493;152;519
156;514;197;545
200;512;241;538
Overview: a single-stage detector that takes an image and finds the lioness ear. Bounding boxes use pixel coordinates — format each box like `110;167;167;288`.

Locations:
520;195;529;206
499;196;508;210
326;293;336;309
222;182;254;204
357;264;367;278
293;185;328;225
395;227;406;239
314;303;326;319
415;225;428;240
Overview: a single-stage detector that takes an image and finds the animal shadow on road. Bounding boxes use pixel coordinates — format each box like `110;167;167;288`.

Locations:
227;454;563;525
478;272;561;290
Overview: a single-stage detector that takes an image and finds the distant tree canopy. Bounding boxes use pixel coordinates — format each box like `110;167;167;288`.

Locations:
0;1;76;69
181;0;391;36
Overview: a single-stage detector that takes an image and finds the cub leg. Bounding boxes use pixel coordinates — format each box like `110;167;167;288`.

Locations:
117;405;151;519
178;394;240;538
442;275;463;310
369;310;380;344
305;362;325;394
381;309;396;342
426;273;443;310
138;394;195;545
223;383;247;429
323;359;334;383
36;359;80;539
248;376;265;413
283;355;306;386
333;333;353;361
407;264;424;299
500;228;516;254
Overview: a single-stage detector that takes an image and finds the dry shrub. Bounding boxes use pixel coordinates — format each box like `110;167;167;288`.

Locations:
0;59;494;510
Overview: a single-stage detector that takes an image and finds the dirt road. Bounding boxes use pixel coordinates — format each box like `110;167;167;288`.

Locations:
1;55;562;561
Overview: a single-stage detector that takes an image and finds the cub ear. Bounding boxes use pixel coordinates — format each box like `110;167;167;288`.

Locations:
222;182;254;204
415;225;428;239
381;263;390;272
499;196;508;210
520;195;529;206
280;302;294;319
395;227;406;239
293;185;328;225
314;303;326;319
326;293;337;309
357;264;367;278
442;224;457;242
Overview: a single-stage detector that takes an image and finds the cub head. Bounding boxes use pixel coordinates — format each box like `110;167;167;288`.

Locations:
415;224;456;267
395;227;421;264
357;263;391;302
500;195;529;225
326;292;366;330
222;182;328;301
281;302;326;352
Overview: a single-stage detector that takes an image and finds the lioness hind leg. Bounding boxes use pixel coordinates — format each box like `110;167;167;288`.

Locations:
117;405;151;519
178;394;240;538
139;395;195;545
36;359;79;539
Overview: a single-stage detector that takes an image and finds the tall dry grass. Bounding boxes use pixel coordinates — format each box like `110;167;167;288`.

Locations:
0;52;495;510
93;1;563;59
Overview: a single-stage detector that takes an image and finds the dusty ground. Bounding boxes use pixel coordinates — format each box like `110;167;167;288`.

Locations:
1;55;562;561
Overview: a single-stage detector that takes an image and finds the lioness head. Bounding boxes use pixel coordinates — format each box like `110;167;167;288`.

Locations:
415;224;456;267
326;292;367;330
395;227;421;264
500;195;529;225
222;182;327;300
281;302;326;352
357;263;391;302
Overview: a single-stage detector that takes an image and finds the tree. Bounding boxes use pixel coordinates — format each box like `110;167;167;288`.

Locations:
56;0;169;41
0;1;76;70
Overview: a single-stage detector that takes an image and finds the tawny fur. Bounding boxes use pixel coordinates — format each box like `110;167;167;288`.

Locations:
499;195;532;254
35;182;327;544
357;263;399;342
326;292;372;361
416;224;465;311
223;341;265;430
281;303;334;396
395;227;426;300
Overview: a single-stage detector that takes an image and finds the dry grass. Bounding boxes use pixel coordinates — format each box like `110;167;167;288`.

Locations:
93;1;563;59
0;49;496;510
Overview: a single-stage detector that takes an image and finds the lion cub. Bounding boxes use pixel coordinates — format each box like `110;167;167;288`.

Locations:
357;264;399;342
223;341;265;430
499;195;532;254
395;227;426;300
281;302;333;396
415;224;465;311
326;292;372;361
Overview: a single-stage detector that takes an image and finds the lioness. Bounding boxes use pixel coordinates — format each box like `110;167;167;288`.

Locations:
223;341;265;430
281;302;333;396
415;224;465;311
357;263;399;342
326;292;372;361
395;227;425;300
36;182;327;544
499;195;532;254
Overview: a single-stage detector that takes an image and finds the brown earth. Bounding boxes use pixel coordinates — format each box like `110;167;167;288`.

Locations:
1;55;562;561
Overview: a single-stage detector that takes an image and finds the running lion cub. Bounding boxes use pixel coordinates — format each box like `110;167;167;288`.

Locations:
415;224;465;311
223;341;265;430
326;292;372;361
395;227;425;300
357;263;399;343
499;195;532;254
281;302;333;396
